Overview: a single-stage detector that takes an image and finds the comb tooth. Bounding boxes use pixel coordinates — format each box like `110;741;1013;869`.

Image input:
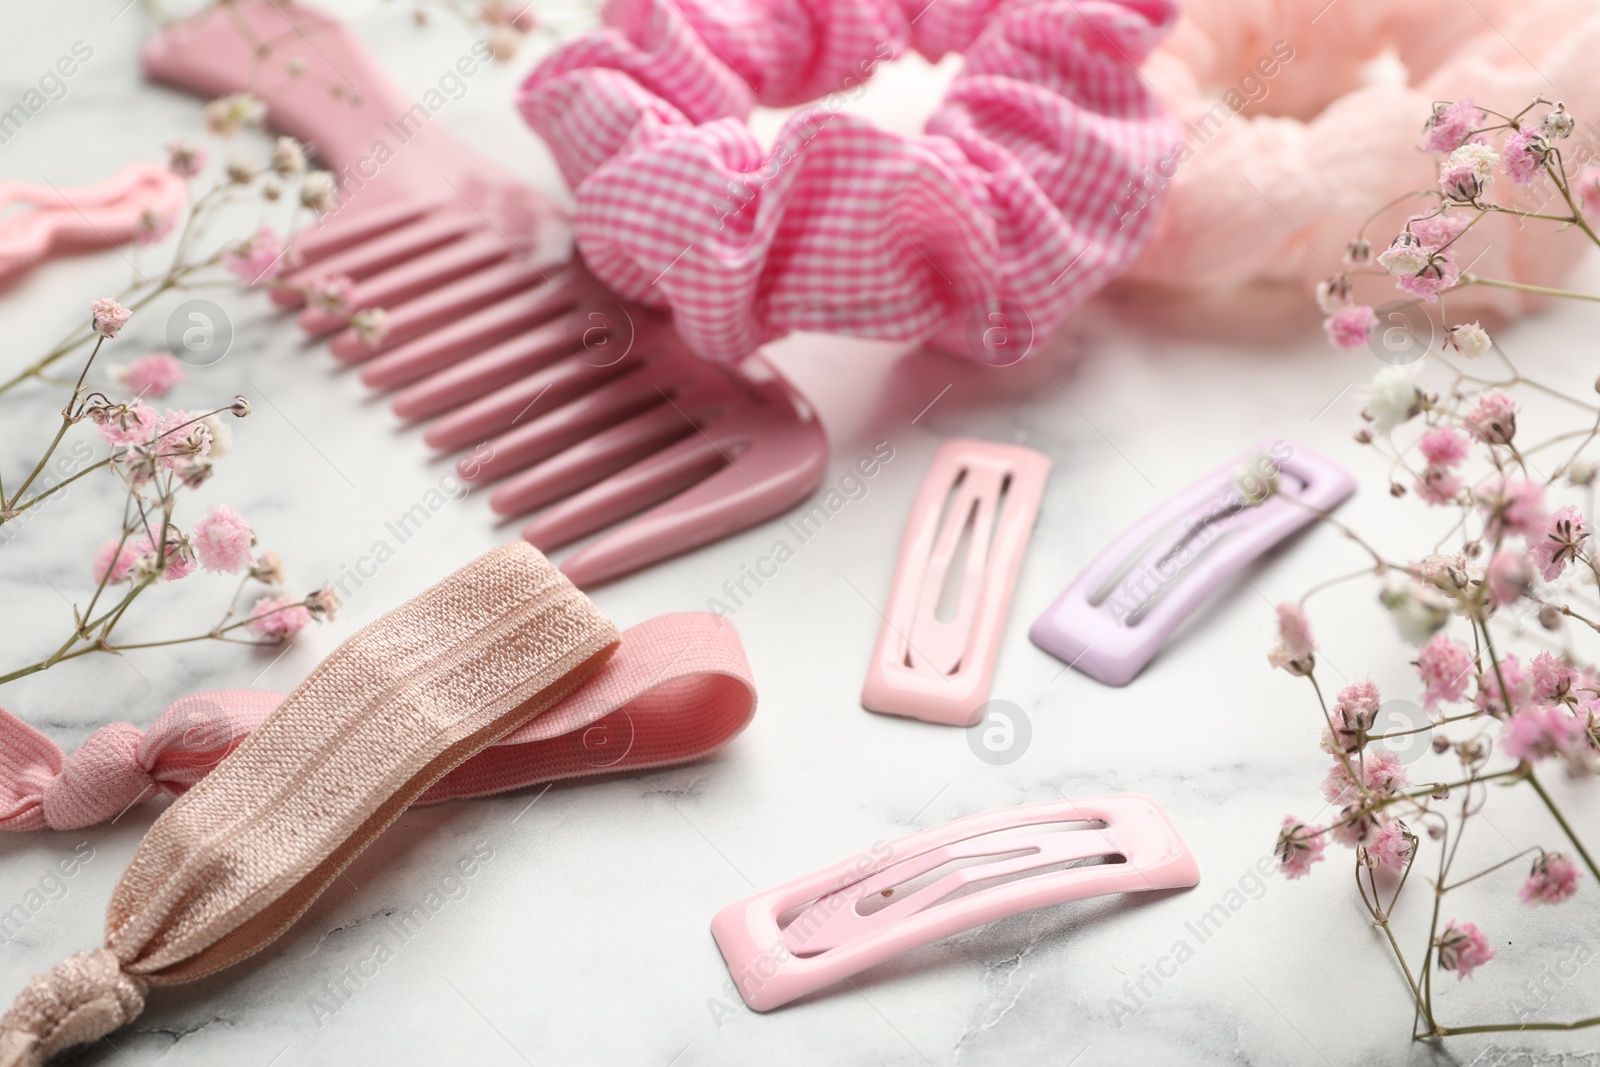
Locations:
332;260;564;363
421;355;631;452
448;362;687;478
521;434;726;552
276;209;481;305
553;387;828;588
487;405;698;517
298;231;515;335
356;272;582;388
396;312;666;423
392;317;578;422
289;194;447;264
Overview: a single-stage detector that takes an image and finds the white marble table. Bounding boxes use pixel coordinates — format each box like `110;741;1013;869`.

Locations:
3;3;1598;1064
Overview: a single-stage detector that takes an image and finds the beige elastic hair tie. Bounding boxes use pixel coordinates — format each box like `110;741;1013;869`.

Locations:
0;542;620;1066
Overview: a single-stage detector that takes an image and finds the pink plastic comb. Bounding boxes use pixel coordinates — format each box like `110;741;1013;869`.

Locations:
860;439;1050;727
1028;440;1356;686
712;793;1199;1011
142;1;827;587
0;163;186;280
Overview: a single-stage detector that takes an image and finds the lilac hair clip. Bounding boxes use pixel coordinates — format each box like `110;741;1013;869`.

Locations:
1029;440;1356;686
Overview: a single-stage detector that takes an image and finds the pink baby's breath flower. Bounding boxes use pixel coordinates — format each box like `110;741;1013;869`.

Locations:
1415;466;1462;505
153;409;212;470
1364;819;1414;872
1464;391;1518;444
1502;703;1586;761
1268;603;1315;673
1329;807;1378;848
1408;213;1470;252
1418;634;1474;707
1531;652;1578;702
1419;427;1469;468
1502;127;1548;185
1486;549;1533;606
113;353;184;398
1395;252;1460;303
1531;505;1589;581
1476;652;1530;717
94;401;157;447
1322;749;1409;807
193;505;256;573
305;585;340;620
1422;99;1485;153
1323;304;1375;349
1276;818;1326;879
306;274;355;316
132;533;196;582
1519;853;1580;905
91;538;139;584
222;227;285;286
1476;476;1547;540
135;208;175;246
1437;921;1494;979
164;139;207;178
91;298;132;339
246;594;311;638
1325;681;1381;752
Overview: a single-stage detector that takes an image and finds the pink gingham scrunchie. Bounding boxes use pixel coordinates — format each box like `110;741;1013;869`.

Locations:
519;0;1181;363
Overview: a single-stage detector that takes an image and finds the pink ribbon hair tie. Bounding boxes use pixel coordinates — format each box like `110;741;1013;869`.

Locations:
520;0;1182;363
0;543;762;1064
0;613;754;833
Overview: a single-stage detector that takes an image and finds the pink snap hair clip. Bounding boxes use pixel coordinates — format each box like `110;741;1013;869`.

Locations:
711;793;1199;1011
860;439;1050;727
1029;440;1356;686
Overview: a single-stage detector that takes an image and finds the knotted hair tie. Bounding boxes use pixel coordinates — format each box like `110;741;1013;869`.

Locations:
0;542;623;1065
520;0;1181;363
0;613;755;833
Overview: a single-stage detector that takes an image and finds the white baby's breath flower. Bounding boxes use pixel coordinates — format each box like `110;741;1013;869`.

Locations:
1545;105;1575;140
203;93;265;137
1448;142;1499;184
1316;275;1353;314
1234;452;1281;505
200;412;233;458
270;136;306;176
1366;366;1420;432
300;171;336;213
1377;232;1429;276
351;307;389;345
1447;321;1492;357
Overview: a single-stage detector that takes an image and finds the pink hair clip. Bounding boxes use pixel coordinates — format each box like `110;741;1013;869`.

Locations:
860;439;1050;727
0;163;186;280
1029;440;1356;686
711;793;1199;1011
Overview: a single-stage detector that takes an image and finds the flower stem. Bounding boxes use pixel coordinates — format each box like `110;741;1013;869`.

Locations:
1524;770;1600;881
1457;273;1600;303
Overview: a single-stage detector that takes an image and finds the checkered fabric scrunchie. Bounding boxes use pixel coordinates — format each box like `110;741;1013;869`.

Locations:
519;0;1181;363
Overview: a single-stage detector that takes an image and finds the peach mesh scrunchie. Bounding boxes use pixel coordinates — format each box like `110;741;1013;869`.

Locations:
0;542;620;1066
1128;0;1600;319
